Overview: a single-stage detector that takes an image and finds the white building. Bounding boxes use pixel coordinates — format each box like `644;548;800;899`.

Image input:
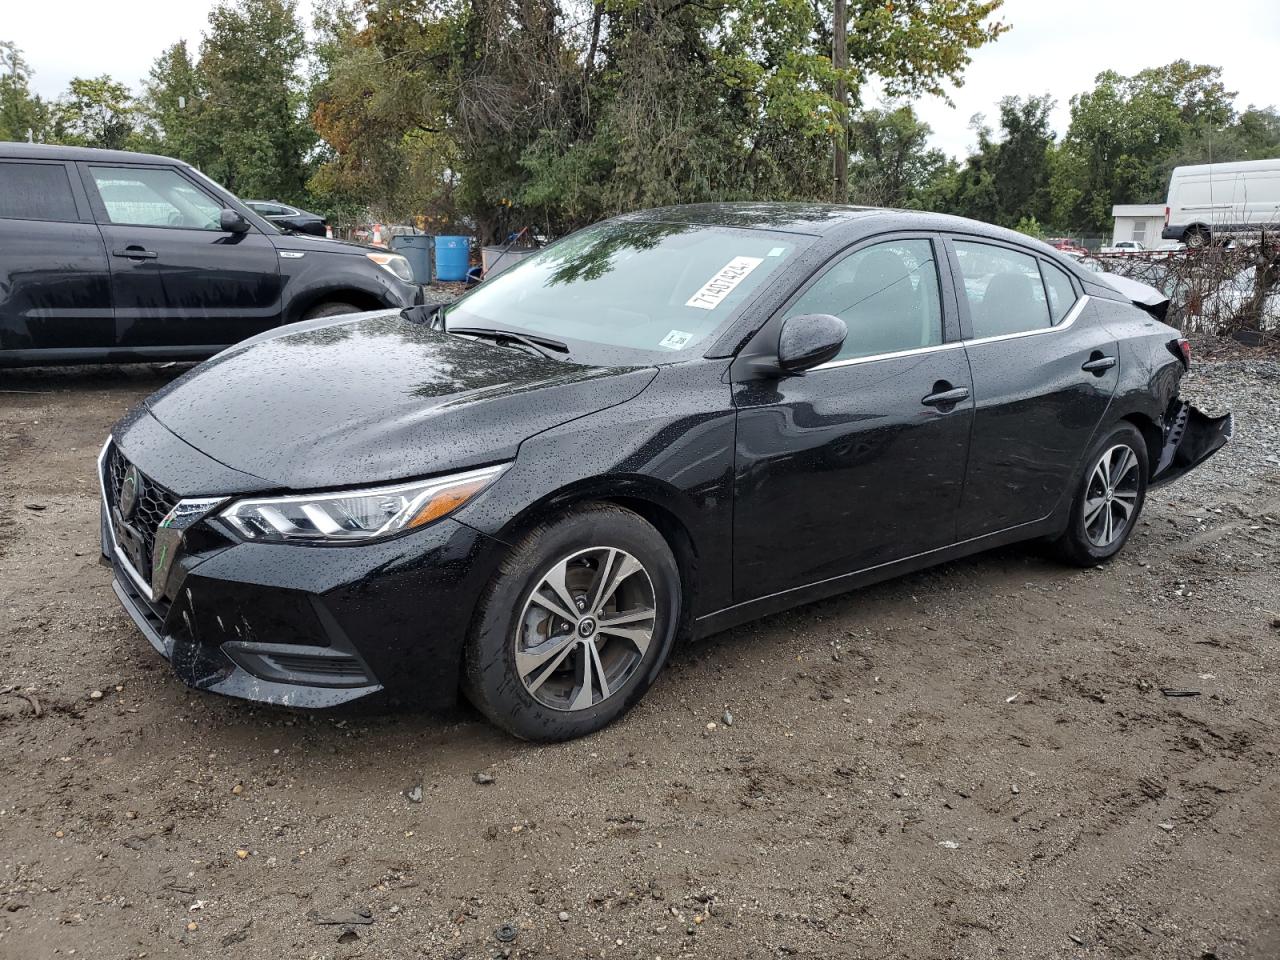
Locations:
1111;203;1167;248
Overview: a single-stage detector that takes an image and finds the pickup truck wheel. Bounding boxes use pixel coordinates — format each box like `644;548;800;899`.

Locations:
302;301;361;321
1052;423;1148;567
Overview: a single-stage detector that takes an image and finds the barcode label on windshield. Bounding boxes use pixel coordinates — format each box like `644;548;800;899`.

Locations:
685;256;764;310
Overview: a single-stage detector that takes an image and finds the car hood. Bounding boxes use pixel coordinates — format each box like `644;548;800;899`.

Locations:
143;312;658;490
269;232;379;256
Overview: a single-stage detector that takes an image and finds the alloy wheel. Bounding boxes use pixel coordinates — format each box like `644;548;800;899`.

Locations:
1083;443;1141;548
515;546;656;711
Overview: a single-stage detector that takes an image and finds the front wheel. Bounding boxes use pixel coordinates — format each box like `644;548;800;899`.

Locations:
302;301;361;321
1052;422;1148;566
463;504;681;741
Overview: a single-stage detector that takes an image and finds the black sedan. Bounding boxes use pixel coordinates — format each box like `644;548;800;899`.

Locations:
244;199;328;236
100;204;1231;740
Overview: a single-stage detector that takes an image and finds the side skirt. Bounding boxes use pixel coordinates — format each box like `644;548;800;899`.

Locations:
691;515;1058;640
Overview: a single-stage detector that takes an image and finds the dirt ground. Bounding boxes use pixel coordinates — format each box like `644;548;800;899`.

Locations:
1;343;1278;960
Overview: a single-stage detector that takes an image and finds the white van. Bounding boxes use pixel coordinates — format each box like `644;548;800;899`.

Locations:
1163;158;1280;246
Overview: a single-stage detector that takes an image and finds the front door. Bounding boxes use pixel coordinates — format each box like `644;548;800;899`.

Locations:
79;162;282;349
946;238;1118;539
731;236;973;602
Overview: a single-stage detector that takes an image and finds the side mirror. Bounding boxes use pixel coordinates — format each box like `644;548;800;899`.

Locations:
220;209;251;233
777;313;847;373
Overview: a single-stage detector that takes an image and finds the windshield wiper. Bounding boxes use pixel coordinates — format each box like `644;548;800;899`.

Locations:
448;325;570;361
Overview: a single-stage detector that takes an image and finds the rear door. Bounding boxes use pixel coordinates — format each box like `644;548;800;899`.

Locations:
0;158;114;353
731;235;973;599
79;162;283;348
946;237;1118;540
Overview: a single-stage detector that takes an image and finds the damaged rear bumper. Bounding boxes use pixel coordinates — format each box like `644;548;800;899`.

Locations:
1149;401;1233;489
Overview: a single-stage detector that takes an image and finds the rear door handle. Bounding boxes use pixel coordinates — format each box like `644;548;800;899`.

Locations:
921;386;970;408
1082;356;1117;373
113;247;158;260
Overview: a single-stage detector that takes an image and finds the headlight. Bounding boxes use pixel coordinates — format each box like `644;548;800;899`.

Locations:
219;464;505;543
366;252;415;283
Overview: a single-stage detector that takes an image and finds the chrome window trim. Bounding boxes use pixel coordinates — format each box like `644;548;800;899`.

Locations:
811;340;965;372
807;294;1090;371
963;294;1090;348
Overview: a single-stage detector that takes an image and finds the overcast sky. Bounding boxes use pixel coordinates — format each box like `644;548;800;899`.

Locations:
8;0;1280;160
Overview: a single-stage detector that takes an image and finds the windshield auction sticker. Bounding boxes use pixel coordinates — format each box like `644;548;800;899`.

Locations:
658;330;694;350
685;256;764;310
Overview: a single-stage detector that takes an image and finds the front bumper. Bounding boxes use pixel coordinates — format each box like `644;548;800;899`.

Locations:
101;442;501;709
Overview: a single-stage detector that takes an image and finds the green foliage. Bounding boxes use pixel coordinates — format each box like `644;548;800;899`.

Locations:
308;0;1007;241
0;42;49;142
194;0;315;201
847;104;949;207
928;94;1054;227
1014;214;1044;239
8;10;1280;244
51;76;136;149
1051;61;1246;232
135;42;205;160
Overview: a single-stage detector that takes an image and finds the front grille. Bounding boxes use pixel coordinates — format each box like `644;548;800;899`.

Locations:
103;443;180;580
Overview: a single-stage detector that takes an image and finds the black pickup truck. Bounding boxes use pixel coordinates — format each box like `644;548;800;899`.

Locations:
0;143;422;367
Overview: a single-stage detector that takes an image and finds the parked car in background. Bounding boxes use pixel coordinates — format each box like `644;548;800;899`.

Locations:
0;143;422;366
1048;237;1089;257
1101;240;1147;254
244;199;327;236
1163;158;1280;247
99;203;1230;740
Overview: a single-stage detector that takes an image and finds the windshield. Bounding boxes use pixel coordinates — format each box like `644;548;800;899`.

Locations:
442;221;808;362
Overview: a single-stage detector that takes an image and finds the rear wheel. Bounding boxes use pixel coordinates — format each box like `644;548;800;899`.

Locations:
302;301;361;321
1052;422;1148;566
463;504;680;741
1184;225;1210;249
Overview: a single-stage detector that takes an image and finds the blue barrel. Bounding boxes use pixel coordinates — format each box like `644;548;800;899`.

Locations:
389;234;433;283
434;235;471;282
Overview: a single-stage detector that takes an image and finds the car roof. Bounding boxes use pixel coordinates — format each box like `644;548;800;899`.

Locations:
0;141;188;166
620;202;1080;261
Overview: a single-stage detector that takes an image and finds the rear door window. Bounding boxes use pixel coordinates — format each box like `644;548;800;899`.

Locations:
0;161;79;222
88;165;225;230
1039;260;1078;324
953;241;1051;339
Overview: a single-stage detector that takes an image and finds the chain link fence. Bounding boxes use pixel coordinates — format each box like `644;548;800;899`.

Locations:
1080;233;1280;341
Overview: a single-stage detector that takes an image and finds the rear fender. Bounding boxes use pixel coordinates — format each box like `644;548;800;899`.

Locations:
1150;401;1233;489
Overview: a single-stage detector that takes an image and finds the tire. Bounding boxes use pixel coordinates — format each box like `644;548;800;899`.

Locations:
302;301;361;321
1184;226;1210;249
463;503;680;741
1052;422;1149;567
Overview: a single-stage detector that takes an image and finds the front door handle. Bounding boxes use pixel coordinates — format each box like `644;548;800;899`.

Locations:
112;246;158;260
921;385;970;408
1082;355;1117;374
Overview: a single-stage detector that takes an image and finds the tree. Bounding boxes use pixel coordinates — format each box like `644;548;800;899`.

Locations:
0;41;50;142
847;104;949;207
310;0;1008;241
196;0;315;201
51;76;136;149
136;41;207;163
928;95;1055;228
1051;62;1237;232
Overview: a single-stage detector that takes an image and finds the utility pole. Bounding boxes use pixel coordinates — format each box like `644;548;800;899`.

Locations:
832;0;848;203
